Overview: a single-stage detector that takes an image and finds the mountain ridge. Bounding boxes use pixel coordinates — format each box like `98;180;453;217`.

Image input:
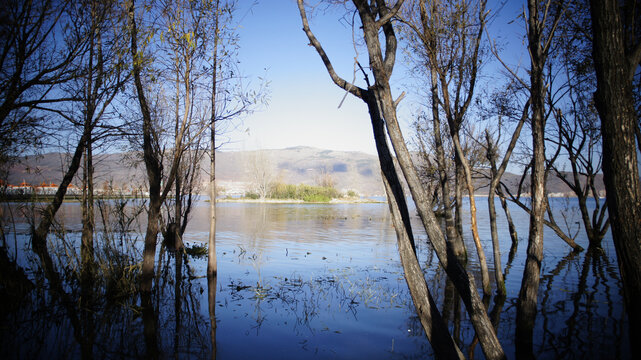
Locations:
4;146;604;197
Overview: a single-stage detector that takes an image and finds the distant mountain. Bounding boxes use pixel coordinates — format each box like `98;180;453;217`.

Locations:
4;146;604;197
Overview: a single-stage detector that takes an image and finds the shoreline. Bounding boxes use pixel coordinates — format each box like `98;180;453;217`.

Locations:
216;197;385;204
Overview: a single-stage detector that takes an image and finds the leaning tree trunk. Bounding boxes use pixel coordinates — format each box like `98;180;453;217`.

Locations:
32;131;87;251
485;102;529;297
366;90;463;359
497;187;518;245
298;1;505;358
589;0;641;356
450;131;490;295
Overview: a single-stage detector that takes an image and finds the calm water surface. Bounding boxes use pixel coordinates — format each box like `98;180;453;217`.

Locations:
0;197;629;358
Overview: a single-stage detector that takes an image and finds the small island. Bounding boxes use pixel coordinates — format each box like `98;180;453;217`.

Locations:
218;182;382;204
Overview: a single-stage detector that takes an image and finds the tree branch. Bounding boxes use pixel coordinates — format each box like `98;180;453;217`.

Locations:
374;0;405;28
297;0;364;99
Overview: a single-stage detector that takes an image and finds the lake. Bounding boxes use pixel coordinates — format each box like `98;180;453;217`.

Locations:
0;197;629;359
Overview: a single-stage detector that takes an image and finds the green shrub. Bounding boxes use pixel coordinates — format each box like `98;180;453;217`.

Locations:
346;190;358;197
185;243;208;258
268;182;341;202
244;192;260;199
303;193;331;203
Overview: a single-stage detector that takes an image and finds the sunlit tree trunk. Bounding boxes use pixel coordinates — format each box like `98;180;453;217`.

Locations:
208;0;221;279
368;90;463;359
450;130;490;294
516;1;562;357
298;1;506;358
298;2;469;358
174;71;184;251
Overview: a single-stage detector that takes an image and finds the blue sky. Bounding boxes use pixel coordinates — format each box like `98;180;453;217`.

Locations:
224;0;527;155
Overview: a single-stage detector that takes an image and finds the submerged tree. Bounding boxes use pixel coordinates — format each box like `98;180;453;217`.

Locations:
400;0;491;294
128;0;207;293
516;0;564;358
207;0;265;279
298;1;505;358
483;88;530;297
589;0;641;355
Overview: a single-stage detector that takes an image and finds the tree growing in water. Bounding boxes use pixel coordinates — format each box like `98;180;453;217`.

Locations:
589;0;641;355
400;0;491;294
297;1;505;358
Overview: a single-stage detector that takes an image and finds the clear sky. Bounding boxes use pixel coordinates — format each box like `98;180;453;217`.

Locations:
223;0;527;155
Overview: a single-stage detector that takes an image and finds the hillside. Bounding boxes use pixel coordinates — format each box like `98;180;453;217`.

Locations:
4;147;604;197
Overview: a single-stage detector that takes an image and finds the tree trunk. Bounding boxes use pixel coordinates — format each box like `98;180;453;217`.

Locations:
81;131;94;278
429;66;466;262
130;1;164;294
298;1;505;357
373;77;505;360
450;131;490;295
32;131;87;250
485;104;529;296
366;90;462;359
208;0;220;279
487;194;505;296
174;72;184;251
363;9;504;357
497;188;518;245
589;0;641;355
516;2;548;356
454;160;464;236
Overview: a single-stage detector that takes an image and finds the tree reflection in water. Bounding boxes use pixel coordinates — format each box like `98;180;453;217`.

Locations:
0;200;631;358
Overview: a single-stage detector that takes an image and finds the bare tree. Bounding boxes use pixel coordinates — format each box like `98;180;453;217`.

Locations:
298;1;505;358
0;0;87;165
208;0;266;278
129;0;206;293
246;150;274;200
516;1;565;358
483;91;530;296
400;0;491;294
589;0;641;355
67;0;130;283
29;0;128;254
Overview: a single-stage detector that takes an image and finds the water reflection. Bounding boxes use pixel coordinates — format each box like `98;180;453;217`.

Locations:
0;198;631;358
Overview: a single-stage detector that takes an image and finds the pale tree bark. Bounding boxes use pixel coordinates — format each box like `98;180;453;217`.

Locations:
589;0;641;356
208;0;221;279
485;99;529;296
403;0;490;288
369;90;463;359
516;1;564;358
298;1;505;358
208;273;217;359
174;71;184;251
423;0;466;261
434;0;490;295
